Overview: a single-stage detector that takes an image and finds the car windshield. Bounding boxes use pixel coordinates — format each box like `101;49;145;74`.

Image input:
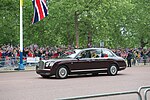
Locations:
58;53;73;59
58;49;81;59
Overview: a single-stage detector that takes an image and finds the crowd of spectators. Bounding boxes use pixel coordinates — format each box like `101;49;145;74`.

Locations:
112;48;150;66
0;44;149;67
0;44;75;65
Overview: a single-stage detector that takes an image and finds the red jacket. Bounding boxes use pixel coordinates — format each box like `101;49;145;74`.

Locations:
0;52;2;57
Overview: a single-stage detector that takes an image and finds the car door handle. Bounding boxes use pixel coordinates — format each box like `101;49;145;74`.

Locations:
91;59;95;61
86;60;92;62
71;62;73;64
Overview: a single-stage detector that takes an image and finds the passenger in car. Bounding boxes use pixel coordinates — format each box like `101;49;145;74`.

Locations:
91;51;99;58
80;51;91;58
104;54;108;57
85;51;91;58
101;53;108;57
80;52;86;58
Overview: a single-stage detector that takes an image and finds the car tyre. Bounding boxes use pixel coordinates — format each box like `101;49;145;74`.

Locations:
56;65;68;79
107;64;118;76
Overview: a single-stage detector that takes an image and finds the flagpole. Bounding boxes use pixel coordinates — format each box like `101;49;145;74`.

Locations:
19;0;24;70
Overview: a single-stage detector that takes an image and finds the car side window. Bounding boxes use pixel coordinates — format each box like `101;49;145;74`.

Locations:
77;49;115;58
91;50;99;58
79;50;100;58
102;49;115;57
79;50;91;58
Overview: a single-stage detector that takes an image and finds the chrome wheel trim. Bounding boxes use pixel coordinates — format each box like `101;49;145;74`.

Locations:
59;67;67;78
110;65;117;75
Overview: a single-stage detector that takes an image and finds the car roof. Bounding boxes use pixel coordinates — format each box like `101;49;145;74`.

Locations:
81;48;109;51
68;48;113;59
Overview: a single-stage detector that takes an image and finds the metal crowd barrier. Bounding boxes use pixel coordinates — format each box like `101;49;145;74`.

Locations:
58;86;150;100
138;86;150;93
0;57;39;68
58;91;142;100
138;86;150;100
144;89;150;100
0;56;149;69
0;57;19;68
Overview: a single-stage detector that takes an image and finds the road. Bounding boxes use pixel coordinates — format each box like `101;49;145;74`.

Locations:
0;65;150;100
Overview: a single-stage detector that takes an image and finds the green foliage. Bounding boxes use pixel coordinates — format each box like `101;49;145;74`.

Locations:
0;0;149;48
0;0;19;45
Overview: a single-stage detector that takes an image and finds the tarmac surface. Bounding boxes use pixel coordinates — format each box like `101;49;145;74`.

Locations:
0;65;36;72
0;64;150;100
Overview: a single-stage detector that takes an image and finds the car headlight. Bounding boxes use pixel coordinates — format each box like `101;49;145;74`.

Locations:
49;61;55;66
45;61;55;67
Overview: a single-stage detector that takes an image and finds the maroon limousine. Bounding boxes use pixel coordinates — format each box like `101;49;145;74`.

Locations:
36;48;126;79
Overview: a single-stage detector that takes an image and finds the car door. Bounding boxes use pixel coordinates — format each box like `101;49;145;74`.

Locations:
89;49;110;69
92;49;116;69
69;50;94;71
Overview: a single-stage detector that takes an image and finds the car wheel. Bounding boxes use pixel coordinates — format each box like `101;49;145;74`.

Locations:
41;75;49;78
56;66;68;79
107;64;118;76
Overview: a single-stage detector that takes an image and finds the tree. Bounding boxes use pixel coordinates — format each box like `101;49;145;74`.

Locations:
0;0;149;48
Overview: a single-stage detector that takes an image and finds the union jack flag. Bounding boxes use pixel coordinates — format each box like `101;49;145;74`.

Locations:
32;0;48;24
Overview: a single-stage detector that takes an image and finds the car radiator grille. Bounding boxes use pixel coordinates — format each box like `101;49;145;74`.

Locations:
38;61;45;69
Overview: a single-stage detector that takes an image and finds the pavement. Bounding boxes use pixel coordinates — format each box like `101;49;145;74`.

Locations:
0;63;149;73
0;65;36;73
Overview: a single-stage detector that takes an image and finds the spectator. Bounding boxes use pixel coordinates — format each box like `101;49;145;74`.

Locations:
0;44;149;68
136;51;141;65
127;51;132;67
28;50;33;57
132;50;136;65
0;48;2;60
143;51;147;65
